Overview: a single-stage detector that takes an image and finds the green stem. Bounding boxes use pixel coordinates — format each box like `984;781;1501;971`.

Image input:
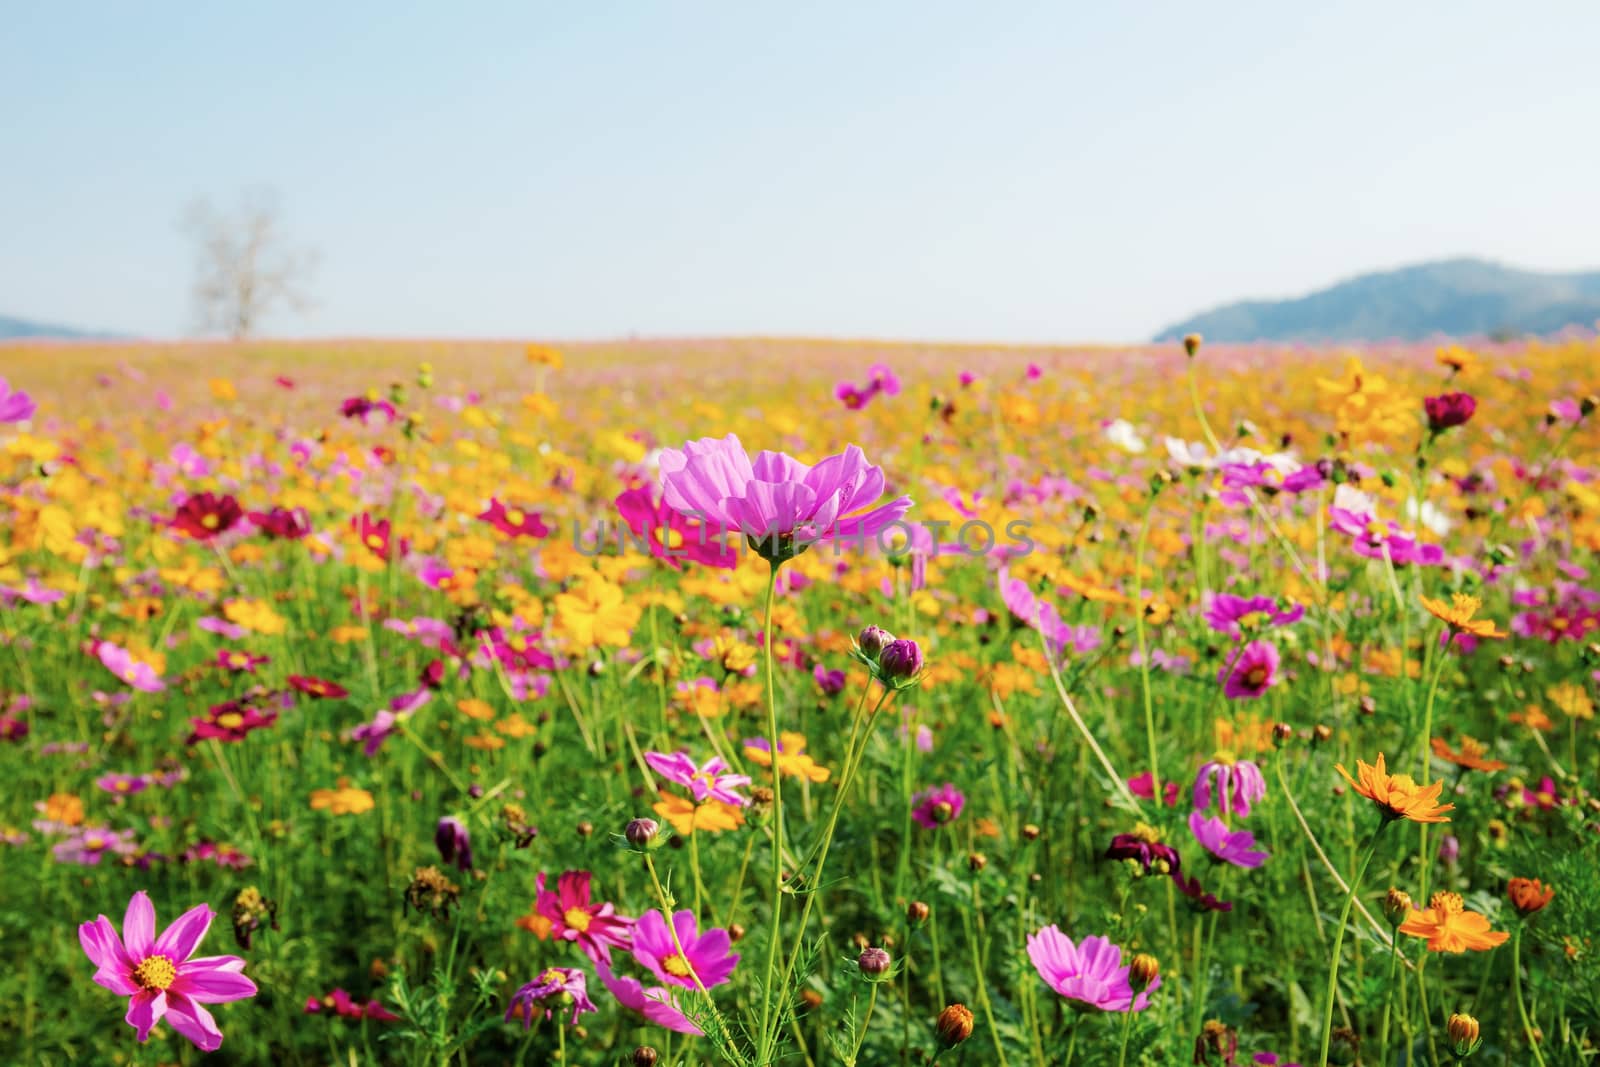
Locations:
1317;826;1386;1067
756;561;786;1061
1512;926;1548;1067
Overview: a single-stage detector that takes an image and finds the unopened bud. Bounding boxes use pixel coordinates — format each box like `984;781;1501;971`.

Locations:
625;818;660;849
935;1004;975;1048
632;1046;659;1067
1446;1012;1481;1058
858;946;892;980
1183;333;1202;358
1383;888;1414;927
1129;953;1159;990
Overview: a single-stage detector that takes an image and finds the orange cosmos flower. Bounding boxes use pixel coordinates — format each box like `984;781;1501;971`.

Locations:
1398;891;1509;952
1335;753;1454;824
1419;593;1505;638
1507;877;1555;917
1430;736;1507;773
652;791;744;837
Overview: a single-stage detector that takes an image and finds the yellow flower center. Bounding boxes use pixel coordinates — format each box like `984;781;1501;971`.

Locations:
562;907;592;932
85;835;106;850
540;967;564;985
114;780;130;792
366;534;384;549
1429;891;1464;915
663;528;685;550
201;514;220;530
1131;822;1163;844
506;509;525;526
133;954;177;991
216;712;245;729
661;953;694;978
1244;666;1268;688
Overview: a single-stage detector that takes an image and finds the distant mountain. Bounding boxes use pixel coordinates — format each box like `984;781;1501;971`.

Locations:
0;314;125;341
1154;259;1600;343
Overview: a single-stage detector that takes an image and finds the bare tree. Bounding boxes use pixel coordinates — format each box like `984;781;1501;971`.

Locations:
181;189;318;338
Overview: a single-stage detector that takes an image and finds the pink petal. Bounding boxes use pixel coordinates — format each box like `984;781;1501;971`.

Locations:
125;989;167;1042
79;915;130;972
154;903;214;962
122;891;156;959
174;959;258;1004
164;991;224;1051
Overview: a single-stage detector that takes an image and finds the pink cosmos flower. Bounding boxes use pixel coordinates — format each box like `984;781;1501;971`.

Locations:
347;710;399;756
657;435;911;563
629;909;740;990
506;966;597;1027
644;751;752;806
535;871;634;965
614;486;738;570
1188;811;1270;868
595;962;702;1035
79;890;257;1051
55;826;138;865
1127;771;1180;808
95;642;165;693
0;377;36;422
1327;488;1445;567
96;773;150;797
1219;641;1280;700
1203;594;1304;639
1026;926;1158;1012
1193;759;1267;819
305;987;398;1021
911;783;965;829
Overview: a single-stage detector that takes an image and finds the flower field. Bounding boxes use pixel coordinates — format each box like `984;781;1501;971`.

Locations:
1;336;1597;1066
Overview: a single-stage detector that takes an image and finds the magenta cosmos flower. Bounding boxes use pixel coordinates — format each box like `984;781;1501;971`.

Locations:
0;377;37;423
595;962;702;1035
535;870;633;965
657;434;911;563
1026;926;1158;1012
614;485;738;570
1188;811;1270;868
1219;640;1280;700
1203;594;1304;639
645;750;751;806
630;909;740;990
911;783;965;829
79;890;257;1051
506;966;597;1027
1193;758;1267;818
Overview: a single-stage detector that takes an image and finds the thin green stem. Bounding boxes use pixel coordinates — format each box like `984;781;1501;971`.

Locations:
1317;826;1386;1067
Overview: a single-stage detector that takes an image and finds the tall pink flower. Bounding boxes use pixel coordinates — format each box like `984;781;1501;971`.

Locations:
1219;641;1280;701
595;962;702;1035
657;434;911;563
1026;926;1158;1013
79;890;257;1051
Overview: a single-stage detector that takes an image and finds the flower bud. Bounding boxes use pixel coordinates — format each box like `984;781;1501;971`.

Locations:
878;638;924;685
1383;888;1414;927
858;946;892;980
632;1047;660;1067
1328;1026;1360;1065
1446;1012;1481;1058
1507;877;1555;916
1272;722;1294;747
856;625;895;659
1183;333;1202;358
1129;953;1159;991
967;852;987;873
907;900;931;925
434;815;473;872
625;818;661;849
934;1004;975;1048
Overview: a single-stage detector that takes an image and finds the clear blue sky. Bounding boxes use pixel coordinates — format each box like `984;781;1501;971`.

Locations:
4;2;1598;342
